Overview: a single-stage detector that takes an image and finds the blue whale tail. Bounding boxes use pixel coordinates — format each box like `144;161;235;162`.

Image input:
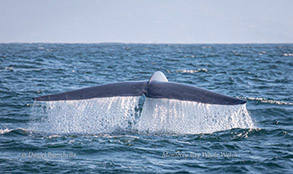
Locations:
34;71;246;105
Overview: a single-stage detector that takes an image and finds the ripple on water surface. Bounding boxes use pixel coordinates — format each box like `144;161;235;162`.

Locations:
0;43;292;173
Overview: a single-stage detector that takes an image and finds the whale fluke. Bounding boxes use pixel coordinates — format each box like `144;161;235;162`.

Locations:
145;81;245;105
34;71;246;105
34;82;147;101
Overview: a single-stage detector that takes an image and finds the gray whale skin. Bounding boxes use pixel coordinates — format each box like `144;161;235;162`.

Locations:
34;71;246;105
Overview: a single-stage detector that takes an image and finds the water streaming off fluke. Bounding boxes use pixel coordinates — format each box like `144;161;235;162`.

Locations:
30;97;254;134
136;98;255;134
30;97;140;134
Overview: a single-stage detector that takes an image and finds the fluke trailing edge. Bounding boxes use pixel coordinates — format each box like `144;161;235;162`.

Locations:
34;71;246;105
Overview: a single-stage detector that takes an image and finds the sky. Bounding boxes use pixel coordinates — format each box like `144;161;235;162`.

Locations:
0;0;292;43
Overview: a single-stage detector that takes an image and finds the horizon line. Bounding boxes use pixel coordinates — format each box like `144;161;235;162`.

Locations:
1;41;293;45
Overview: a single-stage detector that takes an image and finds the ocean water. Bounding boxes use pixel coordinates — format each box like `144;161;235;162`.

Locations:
0;43;292;173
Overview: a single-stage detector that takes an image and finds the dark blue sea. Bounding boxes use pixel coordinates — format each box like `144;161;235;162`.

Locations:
0;43;292;173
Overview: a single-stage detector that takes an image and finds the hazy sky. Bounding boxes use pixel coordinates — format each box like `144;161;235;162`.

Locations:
0;0;292;43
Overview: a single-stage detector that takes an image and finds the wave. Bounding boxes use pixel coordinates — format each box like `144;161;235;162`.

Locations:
283;53;293;56
0;128;30;135
0;128;11;134
242;97;293;106
167;68;208;74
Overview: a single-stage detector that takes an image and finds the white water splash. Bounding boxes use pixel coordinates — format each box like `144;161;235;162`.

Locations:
136;98;254;134
30;97;140;134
